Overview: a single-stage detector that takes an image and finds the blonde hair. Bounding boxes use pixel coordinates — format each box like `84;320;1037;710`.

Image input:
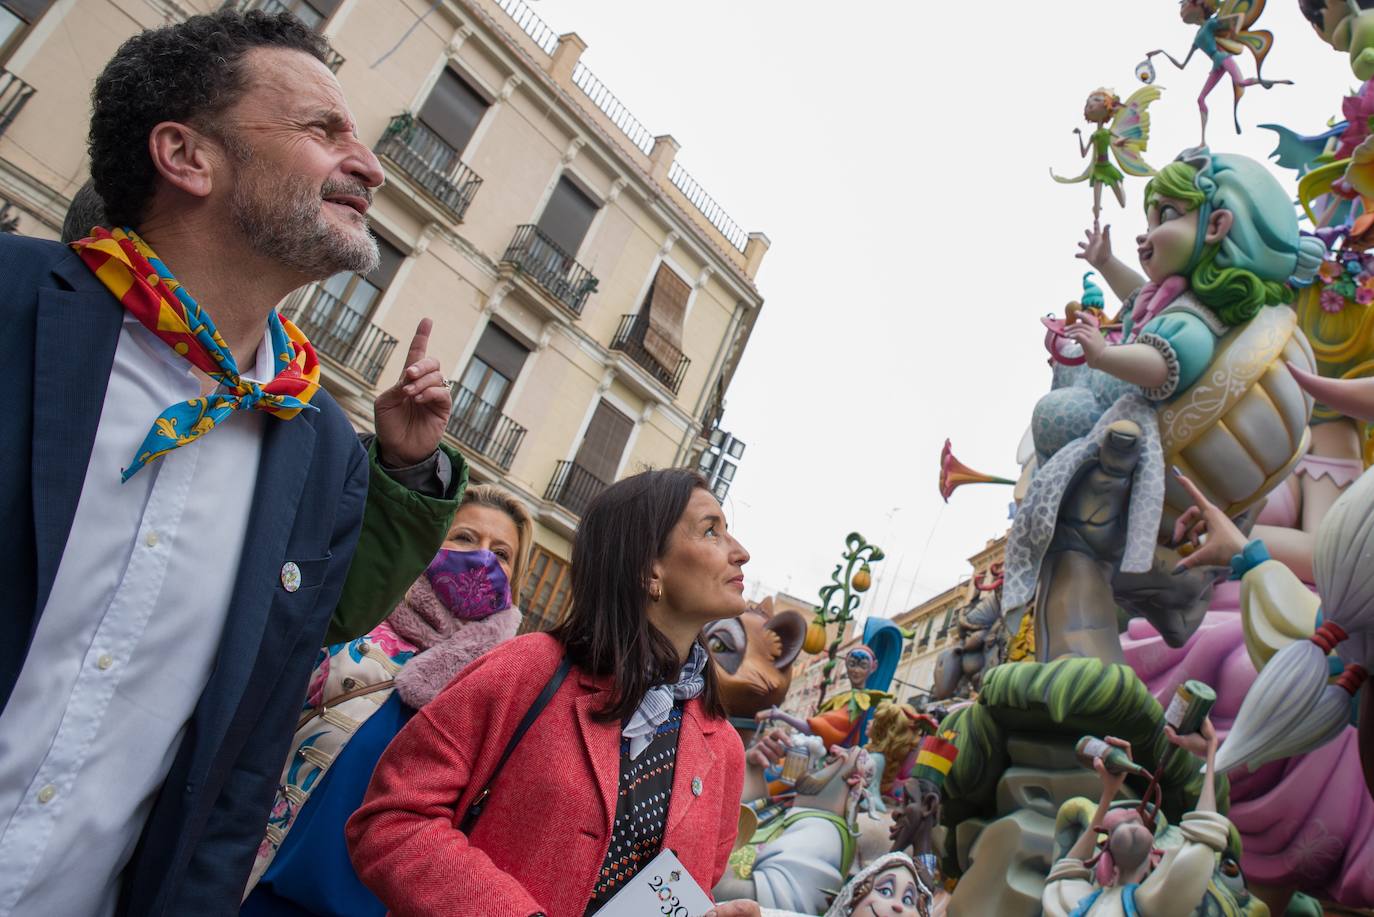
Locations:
454;484;535;596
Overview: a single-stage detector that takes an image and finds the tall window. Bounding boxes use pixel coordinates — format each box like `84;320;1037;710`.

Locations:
573;399;634;484
266;0;340;29
419;67;489;156
456;323;529;432
0;0;51;62
316;234;405;337
518;546;573;633
638;262;690;368
537;175;599;257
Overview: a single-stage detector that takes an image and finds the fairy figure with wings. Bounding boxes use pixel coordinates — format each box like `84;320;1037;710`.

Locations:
1142;0;1290;144
1052;87;1162;226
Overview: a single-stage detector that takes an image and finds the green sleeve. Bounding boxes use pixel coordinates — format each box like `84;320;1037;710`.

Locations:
324;440;468;644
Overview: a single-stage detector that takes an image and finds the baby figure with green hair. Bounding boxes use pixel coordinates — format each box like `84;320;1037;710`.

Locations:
1004;146;1325;661
1067;146;1324;397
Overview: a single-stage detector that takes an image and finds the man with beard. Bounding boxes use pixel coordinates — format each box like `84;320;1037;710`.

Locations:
0;10;449;915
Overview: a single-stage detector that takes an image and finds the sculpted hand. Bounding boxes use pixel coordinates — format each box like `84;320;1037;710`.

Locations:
1165;717;1217;759
1077;224;1114;269
1093;735;1132;798
1170;470;1249;571
1063;318;1107;366
746;726;790;770
373;318;452;468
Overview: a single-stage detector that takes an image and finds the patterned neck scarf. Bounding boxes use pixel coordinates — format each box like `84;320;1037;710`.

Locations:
71;227;321;481
623;642;708;760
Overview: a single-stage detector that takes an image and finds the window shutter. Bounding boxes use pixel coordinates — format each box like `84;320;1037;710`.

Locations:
573;400;633;484
536;176;599;257
366;234;406;292
2;0;51;22
418;68;490;155
641;263;690;369
471;322;529;384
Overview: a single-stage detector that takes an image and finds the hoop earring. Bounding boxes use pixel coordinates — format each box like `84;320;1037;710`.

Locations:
649;584;662;602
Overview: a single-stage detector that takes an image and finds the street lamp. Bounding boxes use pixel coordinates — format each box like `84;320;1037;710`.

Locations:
811;532;884;713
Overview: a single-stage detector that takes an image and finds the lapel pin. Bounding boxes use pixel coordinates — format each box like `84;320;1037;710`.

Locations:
280;561;302;593
691;776;703;797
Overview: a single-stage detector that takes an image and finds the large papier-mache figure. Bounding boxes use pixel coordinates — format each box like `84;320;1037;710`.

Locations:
761;644;892;748
1006;146;1325;662
1042;723;1244;917
718;745;874;914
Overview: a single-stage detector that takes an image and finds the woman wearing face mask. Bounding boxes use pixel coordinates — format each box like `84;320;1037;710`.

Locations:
241;485;534;916
345;468;760;917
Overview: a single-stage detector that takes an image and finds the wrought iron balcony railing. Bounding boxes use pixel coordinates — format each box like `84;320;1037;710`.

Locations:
544;460;609;517
445;384;527;471
0;70;35;140
375;114;483;222
501;225;598;316
608;314;690;395
222;0;345;71
281;285;398;384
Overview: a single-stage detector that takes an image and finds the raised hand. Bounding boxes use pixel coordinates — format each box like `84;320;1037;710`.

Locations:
1165;717;1217;759
1170;469;1249;571
746;726;791;770
373;318;452;468
1063;317;1107;366
1077;224;1113;269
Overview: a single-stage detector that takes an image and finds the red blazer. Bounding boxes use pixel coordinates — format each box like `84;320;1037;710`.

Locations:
346;632;745;917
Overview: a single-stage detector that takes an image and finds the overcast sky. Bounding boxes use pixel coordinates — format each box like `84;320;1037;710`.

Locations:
528;0;1352;622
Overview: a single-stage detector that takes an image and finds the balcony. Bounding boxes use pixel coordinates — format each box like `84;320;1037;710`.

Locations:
222;1;346;71
280;285;399;385
445;384;527;472
500;225;598;317
607;314;690;396
544;460;609;517
0;70;35;140
375;114;483;222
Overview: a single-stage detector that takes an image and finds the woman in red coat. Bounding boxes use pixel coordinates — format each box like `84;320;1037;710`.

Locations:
346;469;759;917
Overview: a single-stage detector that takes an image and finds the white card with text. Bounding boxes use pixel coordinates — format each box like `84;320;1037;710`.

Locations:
594;848;715;917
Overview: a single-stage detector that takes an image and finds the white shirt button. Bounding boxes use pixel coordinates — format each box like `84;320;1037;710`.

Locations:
37;785;56;804
97;654;114;671
145;531;159;548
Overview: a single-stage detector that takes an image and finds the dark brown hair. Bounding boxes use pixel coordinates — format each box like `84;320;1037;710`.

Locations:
88;10;329;226
550;468;726;723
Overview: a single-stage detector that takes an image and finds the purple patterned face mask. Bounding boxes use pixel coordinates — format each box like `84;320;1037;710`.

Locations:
424;548;512;620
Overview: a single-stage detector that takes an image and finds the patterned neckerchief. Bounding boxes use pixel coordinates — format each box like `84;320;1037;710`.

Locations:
71;227;321;480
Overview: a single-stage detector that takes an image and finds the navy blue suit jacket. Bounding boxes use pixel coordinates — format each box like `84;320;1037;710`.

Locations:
0;234;369;915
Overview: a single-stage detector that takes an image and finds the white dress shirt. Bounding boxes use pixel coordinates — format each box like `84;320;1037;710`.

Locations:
0;314;274;916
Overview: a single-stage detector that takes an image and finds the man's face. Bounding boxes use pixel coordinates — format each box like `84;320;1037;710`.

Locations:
217;47;385;279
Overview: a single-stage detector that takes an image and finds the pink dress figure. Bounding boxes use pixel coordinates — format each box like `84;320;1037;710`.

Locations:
1121;468;1374;910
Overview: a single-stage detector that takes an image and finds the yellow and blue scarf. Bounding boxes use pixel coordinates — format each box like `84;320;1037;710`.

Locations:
72;227;321;480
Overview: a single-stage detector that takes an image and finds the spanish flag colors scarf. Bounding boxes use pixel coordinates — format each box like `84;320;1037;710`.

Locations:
71;227;321;481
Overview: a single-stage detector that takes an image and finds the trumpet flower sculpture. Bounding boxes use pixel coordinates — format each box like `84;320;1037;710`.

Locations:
939;440;1015;502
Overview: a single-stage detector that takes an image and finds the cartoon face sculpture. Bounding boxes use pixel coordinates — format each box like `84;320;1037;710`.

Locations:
848;863;929;917
705;598;807;717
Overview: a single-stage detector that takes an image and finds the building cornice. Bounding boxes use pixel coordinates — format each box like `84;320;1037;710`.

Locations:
442;0;764;303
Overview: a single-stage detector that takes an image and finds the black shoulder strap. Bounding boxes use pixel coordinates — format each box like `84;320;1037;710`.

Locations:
459;655;573;834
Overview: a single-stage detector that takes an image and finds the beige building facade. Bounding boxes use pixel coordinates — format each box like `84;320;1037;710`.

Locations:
0;0;768;631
